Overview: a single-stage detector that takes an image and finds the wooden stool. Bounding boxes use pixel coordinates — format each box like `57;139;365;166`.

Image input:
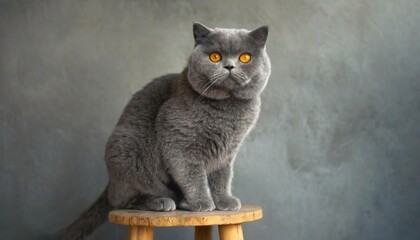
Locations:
108;204;263;240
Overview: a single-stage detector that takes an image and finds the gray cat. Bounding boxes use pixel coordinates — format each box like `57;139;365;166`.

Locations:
53;23;270;240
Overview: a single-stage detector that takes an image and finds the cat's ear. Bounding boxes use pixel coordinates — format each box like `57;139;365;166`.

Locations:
193;22;213;44
249;26;269;47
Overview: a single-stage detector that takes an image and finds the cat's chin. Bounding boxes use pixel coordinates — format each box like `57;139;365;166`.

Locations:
231;76;250;87
202;88;231;100
220;76;251;91
208;72;249;89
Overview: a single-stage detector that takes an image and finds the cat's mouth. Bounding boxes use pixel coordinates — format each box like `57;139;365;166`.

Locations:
228;72;250;86
207;71;250;91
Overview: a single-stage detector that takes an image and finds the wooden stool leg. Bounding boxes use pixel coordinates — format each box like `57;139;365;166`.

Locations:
128;226;154;240
195;226;212;240
218;224;244;240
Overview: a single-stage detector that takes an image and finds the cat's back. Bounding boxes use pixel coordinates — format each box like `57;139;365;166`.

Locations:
116;73;178;127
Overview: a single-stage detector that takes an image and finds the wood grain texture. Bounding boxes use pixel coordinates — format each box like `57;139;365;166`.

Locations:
219;224;244;240
128;226;154;240
108;204;262;227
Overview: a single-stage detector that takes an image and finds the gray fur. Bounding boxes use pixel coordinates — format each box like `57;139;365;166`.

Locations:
53;23;270;239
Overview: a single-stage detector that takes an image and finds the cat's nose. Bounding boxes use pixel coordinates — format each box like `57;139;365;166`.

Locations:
224;65;235;71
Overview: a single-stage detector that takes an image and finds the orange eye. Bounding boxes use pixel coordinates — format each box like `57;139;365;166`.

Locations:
239;53;251;63
209;52;221;62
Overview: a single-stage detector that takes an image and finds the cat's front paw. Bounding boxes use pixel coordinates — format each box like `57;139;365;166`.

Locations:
179;198;215;212
214;196;241;211
148;197;176;211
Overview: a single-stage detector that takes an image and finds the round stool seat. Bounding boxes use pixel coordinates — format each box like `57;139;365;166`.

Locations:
108;204;263;240
109;204;262;227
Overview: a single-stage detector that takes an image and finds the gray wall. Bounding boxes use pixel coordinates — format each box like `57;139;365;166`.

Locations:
1;0;419;239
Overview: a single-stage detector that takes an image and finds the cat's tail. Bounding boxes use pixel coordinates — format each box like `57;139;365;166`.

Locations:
51;185;113;240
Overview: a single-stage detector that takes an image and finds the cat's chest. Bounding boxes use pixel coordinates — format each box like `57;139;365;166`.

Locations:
159;97;259;165
199;114;250;140
190;105;258;162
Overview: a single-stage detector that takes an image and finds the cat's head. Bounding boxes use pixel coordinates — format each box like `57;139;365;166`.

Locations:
188;23;271;100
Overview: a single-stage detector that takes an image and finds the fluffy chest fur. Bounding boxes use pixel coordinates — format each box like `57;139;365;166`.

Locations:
156;74;260;172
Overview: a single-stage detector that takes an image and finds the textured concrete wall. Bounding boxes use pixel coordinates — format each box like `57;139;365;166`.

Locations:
1;0;420;239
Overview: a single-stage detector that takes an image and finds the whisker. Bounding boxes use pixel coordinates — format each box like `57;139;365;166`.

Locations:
191;71;228;109
198;75;222;101
201;72;222;90
236;70;248;81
